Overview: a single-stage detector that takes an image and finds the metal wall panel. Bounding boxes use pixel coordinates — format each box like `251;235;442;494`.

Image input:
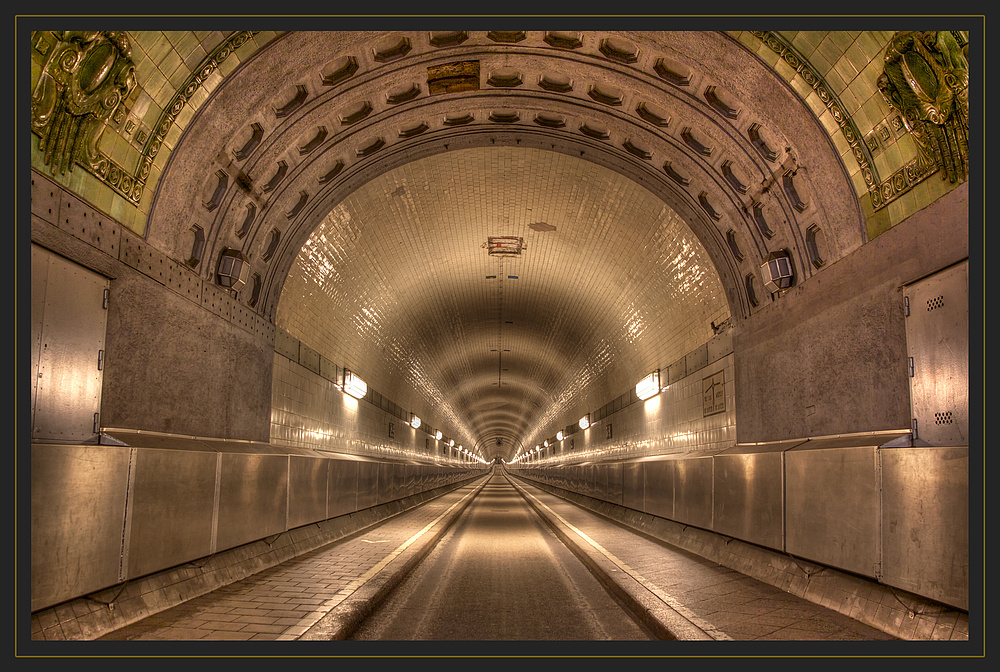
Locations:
356;461;378;510
329;458;359;517
126;448;218;580
904;261;968;446
274;327;300;360
673;457;714;529
31;244;108;443
215;453;288;552
288;455;329;529
713;451;784;550
31;444;131;611
607;463;624;506
881;446;968;610
622;462;643;510
642;460;674;519
785;445;878;577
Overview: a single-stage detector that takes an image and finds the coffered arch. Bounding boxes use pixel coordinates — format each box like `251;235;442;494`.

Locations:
146;30;865;461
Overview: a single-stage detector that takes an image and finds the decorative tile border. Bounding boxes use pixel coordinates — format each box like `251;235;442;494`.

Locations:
87;31;260;208
749;31;936;212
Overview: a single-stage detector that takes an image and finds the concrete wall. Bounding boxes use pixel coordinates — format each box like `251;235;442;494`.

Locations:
733;182;969;443
31;170;274;442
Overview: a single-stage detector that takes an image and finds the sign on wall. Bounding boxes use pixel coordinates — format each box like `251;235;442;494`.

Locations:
703;370;726;416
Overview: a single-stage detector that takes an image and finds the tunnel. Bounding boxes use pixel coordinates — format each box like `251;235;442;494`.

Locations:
24;23;975;653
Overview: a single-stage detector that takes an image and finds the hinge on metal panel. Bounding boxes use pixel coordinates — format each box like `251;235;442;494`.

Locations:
903;296;910;316
907;356;914;377
911;418;919;440
93;412;100;434
98;349;104;371
103;288;110;309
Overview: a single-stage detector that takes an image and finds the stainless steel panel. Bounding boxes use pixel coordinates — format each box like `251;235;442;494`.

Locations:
881;446;968;610
215;453;288;552
785;445;878;577
607;463;624;506
356;461;378;509
329;458;359;517
31;244;108;443
288;455;329;528
622;462;643;510
904;261;968;445
642;460;674;519
126;448;218;580
713;451;783;550
31;443;131;611
673;457;714;529
377;463;397;504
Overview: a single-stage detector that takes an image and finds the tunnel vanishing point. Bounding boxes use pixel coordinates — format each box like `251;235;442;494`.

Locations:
25;24;975;645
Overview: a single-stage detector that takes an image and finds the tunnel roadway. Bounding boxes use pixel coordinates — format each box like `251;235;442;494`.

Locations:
96;467;896;646
345;472;655;640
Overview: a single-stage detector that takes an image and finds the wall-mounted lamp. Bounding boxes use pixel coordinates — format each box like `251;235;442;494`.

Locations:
761;249;795;293
579;414;591;430
435;430;443;440
410;414;421;429
636;370;660;400
216;248;250;292
342;369;368;399
556;431;564;441
449;439;455;447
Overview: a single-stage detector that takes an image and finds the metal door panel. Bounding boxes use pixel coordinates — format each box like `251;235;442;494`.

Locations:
904;261;968;445
31;244;108;443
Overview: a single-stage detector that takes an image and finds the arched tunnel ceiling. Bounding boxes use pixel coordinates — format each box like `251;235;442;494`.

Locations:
276;146;729;460
146;30;868;461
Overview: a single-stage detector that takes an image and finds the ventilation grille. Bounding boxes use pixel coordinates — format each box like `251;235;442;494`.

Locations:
927;295;945;311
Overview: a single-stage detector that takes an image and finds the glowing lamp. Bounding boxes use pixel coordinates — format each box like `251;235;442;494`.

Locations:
342;369;368;399
410;414;421;429
579;414;590;430
636;370;660;400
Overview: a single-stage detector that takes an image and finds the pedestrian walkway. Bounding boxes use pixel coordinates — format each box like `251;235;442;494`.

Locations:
97;475;491;642
94;469;900;645
509;477;896;642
